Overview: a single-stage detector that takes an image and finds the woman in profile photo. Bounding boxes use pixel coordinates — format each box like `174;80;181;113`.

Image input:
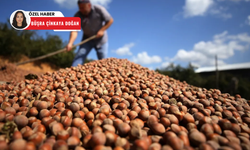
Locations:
12;11;27;29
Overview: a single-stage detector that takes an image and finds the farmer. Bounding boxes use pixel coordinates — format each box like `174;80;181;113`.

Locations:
66;0;114;67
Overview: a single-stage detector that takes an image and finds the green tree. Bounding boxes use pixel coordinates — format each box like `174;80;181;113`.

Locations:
155;62;250;100
0;21;75;68
156;62;203;87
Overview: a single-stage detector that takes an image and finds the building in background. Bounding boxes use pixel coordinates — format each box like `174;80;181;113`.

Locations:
195;62;250;96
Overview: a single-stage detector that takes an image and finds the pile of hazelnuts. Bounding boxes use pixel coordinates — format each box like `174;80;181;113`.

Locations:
0;58;249;150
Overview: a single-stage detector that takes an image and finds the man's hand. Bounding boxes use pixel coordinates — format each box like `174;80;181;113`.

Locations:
96;30;104;38
66;43;73;52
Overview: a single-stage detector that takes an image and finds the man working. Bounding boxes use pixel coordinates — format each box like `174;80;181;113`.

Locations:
66;0;114;66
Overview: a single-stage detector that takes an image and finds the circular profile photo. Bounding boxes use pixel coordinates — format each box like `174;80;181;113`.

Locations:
10;10;30;30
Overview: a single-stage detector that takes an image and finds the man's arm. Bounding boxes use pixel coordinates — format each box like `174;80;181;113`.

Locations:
101;18;114;31
96;18;114;38
66;31;78;51
95;5;114;38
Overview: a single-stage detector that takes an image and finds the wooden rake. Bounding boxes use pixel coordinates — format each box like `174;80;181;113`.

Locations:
15;35;96;66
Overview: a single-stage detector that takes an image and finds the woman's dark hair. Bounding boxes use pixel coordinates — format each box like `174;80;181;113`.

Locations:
12;11;28;29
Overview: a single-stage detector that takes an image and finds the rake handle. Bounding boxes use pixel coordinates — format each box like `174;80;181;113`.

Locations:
15;35;96;66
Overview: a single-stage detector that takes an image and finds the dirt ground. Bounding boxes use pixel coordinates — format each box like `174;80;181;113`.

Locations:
0;55;60;83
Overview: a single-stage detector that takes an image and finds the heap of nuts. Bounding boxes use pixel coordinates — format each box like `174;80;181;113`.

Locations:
0;58;250;150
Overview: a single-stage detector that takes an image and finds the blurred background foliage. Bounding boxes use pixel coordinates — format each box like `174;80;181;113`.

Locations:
156;63;250;100
0;21;82;68
1;21;249;100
